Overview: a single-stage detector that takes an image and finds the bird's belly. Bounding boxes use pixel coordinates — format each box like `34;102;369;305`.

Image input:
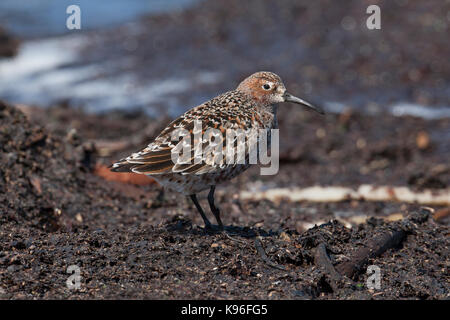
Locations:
150;164;252;195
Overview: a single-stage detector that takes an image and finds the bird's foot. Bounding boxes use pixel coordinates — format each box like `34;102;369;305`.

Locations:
202;223;224;233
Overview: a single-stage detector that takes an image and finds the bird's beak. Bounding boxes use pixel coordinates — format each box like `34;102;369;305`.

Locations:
283;92;324;115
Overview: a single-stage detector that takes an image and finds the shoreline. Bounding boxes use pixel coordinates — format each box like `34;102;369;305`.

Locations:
1;0;449;116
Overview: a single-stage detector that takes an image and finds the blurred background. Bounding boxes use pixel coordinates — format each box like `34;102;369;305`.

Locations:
0;0;449;300
0;0;449;117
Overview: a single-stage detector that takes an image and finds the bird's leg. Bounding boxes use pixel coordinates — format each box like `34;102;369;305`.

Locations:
189;194;212;229
208;186;224;229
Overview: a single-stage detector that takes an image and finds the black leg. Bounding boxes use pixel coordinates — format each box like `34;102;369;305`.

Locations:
190;194;212;228
208;186;223;229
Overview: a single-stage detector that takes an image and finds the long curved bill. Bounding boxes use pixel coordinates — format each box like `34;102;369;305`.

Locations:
283;92;325;115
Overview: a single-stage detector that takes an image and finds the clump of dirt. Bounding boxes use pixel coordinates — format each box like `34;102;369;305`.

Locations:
0;100;152;232
0;27;19;57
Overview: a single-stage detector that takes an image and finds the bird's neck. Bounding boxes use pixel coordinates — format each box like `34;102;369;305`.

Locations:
237;90;278;128
257;104;278;129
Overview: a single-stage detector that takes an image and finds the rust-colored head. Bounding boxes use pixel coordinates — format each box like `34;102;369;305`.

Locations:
237;71;286;104
236;71;324;114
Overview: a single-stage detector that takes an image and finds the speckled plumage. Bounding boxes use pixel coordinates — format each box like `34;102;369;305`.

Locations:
111;71;323;228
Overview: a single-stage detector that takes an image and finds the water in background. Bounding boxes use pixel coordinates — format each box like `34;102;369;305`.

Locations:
0;0;208;117
0;0;198;38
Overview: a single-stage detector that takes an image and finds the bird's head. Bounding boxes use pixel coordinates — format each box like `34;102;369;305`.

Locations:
236;71;324;114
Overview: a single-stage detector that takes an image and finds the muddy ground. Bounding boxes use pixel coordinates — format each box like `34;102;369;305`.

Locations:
0;100;448;300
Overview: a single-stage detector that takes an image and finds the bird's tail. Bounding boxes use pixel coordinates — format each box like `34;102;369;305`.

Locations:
109;159;135;172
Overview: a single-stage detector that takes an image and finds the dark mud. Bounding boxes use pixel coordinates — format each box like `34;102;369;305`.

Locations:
0;101;448;299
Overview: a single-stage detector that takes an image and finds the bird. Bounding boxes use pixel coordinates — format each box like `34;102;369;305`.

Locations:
110;71;323;230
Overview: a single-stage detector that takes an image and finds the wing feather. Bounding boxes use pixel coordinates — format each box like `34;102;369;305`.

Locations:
110;90;261;175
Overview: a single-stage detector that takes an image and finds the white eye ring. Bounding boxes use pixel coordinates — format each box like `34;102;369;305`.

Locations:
262;83;272;90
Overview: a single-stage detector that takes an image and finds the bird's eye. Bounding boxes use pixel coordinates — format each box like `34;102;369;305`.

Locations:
262;84;271;90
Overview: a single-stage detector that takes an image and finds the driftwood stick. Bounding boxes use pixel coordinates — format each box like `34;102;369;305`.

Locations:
314;243;344;291
335;229;406;278
240;185;450;205
334;209;430;278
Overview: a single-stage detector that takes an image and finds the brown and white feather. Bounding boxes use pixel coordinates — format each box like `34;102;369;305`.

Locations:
111;72;284;194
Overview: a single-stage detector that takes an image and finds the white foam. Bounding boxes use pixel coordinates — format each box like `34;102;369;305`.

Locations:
0;35;84;77
0;35;87;104
0;35;221;112
0;35;448;120
323;101;450;120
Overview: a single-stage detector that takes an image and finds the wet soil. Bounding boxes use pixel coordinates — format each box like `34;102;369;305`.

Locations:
0;100;448;299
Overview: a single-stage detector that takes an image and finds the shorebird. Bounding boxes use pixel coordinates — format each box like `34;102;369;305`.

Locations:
111;71;323;230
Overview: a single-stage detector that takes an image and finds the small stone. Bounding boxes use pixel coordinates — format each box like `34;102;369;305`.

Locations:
75;213;83;223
